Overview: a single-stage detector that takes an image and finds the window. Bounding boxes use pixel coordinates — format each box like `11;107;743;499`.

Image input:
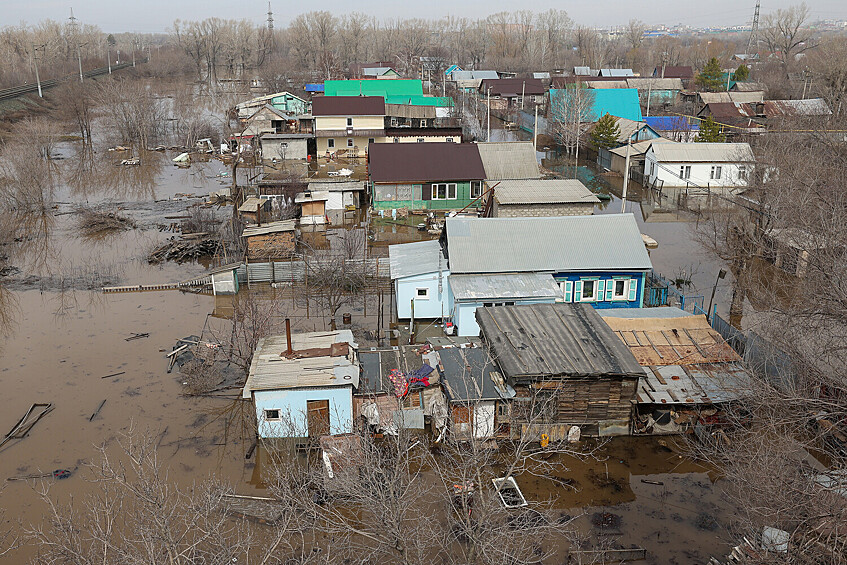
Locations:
417;138;425;143
390;117;398;127
327;138;335;149
738;165;748;180
446;137;454;143
264;409;280;421
415;288;430;299
368;138;375;145
581;279;596;302
679;165;691;179
470;181;483;199
419;119;427;127
346;117;353;127
612;279;629;300
393;137;400;143
432;183;457;200
710;165;722;180
347;138;354;148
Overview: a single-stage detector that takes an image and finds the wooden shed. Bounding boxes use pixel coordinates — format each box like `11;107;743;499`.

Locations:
242;220;296;260
295;191;329;225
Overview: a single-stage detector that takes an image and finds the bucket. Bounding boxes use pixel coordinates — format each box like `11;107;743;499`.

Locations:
342;312;352;325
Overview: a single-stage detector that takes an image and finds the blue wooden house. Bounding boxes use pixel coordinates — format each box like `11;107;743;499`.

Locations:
241;330;359;440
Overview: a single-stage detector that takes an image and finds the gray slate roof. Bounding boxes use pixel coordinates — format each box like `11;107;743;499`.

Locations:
476;303;644;380
388;240;446;279
445;214;652;274
450;273;561;301
648;142;754;163
438;347;508;402
493;179;600;205
476;142;540;180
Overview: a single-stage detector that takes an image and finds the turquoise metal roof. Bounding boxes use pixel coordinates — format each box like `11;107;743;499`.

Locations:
550;88;644;122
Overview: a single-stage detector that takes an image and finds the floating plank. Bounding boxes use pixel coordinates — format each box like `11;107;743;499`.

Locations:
569;548;647;562
0;403;54;449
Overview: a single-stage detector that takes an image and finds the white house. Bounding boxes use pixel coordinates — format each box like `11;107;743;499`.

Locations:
388;240;451;320
242;330;359;439
644;142;755;189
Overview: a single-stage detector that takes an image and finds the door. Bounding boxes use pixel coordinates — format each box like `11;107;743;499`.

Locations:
307;400;330;437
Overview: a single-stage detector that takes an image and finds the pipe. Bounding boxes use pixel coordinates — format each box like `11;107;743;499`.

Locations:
285;318;292;354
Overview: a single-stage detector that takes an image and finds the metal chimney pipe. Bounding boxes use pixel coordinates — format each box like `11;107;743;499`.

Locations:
285;318;292;354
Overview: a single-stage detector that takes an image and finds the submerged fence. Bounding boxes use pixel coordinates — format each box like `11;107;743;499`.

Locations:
237;257;391;285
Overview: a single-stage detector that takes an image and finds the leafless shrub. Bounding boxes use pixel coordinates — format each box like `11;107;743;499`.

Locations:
180;205;221;234
77;209;137;236
180;346;224;395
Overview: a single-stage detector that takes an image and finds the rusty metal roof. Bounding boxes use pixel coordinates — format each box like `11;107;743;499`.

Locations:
476;303;645;381
311;96;385;116
368;142;485;183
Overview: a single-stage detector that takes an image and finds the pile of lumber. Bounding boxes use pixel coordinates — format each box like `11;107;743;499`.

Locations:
148;233;220;263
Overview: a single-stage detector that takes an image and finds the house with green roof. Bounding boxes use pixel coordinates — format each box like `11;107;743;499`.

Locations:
323;79;454;111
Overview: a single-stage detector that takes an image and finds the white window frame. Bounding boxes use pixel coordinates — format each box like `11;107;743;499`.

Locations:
390;117;398;127
346;117;353;127
432;183;457;200
679;165;691;179
579;279;598;302
264;409;281;421
470;181;483;199
415;287;430;300
446;137;454;143
738;165;748;180
710;165;722;180
611;278;630;301
347;138;354;148
417;138;425;143
419;119;427;127
327;138;335;149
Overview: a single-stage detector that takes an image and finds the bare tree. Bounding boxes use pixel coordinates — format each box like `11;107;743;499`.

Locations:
549;84;595;172
761;2;814;65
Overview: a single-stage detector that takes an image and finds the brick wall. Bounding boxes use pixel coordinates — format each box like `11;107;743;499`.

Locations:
495;202;594;217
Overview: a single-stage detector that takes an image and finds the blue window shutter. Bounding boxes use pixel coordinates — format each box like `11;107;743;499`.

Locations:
628;278;638;302
596;280;605;302
574;280;583;302
563;281;573;302
606;280;614;301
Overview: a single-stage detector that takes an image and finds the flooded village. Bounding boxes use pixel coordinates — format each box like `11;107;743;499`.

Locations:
2;5;847;564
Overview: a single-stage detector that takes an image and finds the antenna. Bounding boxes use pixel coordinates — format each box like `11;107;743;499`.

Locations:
68;7;77;33
267;2;274;31
746;0;760;59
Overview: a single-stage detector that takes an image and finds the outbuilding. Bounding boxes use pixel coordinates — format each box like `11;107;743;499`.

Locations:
489;179;599;217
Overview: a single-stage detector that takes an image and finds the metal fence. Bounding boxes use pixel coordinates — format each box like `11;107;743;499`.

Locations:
645;271;704;314
237;257;390;285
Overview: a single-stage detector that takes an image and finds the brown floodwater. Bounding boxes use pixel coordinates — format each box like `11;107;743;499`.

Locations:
0;139;745;563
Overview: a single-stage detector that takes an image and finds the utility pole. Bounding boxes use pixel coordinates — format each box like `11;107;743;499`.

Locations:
33;43;46;97
521;80;525;110
486;87;491;142
661;52;668;78
107;46;112;74
646;80;652;117
533;104;539;150
746;0;761;59
77;43;86;82
621;137;632;213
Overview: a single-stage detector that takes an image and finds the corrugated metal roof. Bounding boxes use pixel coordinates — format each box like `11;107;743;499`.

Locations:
324;79;423;97
451;70;499;81
643;116;699;132
307;181;365;192
493;179;600;205
438;347;505;402
763;98;831;116
699;91;764;105
654;66;693;79
369;143;485;183
445;214;652;274
242;220;296;237
242;331;359;398
311;96;385;116
480;78;545;96
585;80;627;89
625;78;683;90
574;66;594;76
608;138;673;158
388;240;445;279
362;67;396;76
636;362;752;404
476;303;645;380
449;273;561;301
648;142;754;163
295;190;330;203
476;142;540;180
600;68;634;77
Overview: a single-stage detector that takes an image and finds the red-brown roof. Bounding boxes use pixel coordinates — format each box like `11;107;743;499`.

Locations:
312;96;385;116
368;143;485;183
655;66;694;79
479;78;545;96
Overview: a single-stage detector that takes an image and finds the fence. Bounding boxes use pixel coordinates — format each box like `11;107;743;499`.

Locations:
645;271;704;314
237;257;391;285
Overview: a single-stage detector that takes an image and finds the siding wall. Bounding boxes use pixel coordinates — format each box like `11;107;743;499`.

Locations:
553;272;647;309
253;387;353;438
453;297;556;337
373;181;479;210
395;270;452;319
645;152;750;188
261;138;309;160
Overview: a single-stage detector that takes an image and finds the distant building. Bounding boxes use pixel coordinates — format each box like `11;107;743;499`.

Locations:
312;96;385;158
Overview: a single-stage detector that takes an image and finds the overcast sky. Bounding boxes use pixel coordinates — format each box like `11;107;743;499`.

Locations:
5;0;847;34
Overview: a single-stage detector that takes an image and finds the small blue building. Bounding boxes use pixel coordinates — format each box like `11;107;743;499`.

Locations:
241;330;359;439
550;88;644;122
388;240;451;320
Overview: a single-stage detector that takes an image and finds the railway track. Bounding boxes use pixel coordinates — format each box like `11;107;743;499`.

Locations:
0;61;139;102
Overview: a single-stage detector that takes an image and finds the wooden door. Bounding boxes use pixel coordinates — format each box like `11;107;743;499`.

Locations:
307;400;330;437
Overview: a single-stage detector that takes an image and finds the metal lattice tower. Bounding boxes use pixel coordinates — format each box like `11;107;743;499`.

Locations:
267;2;274;31
746;0;761;58
68;8;78;34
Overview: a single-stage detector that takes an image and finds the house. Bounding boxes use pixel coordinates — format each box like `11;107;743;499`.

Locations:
241;105;295;138
652;65;694;88
356;345;448;434
600;68;634;77
384;127;463;144
599;307;752;435
323;79;455;114
594;117;661;170
479;78;546;110
295;191;329;225
697;91;764;111
443;214;653;336
488;178;599;217
625;78;684;108
388;239;451;320
549;88;644;122
643;116;700;142
242;220;296;260
385;103;439;128
437;345;515;440
362;66;401;79
259;133;312;162
349;61;394;78
368;142;486;211
235;91;309;120
307;180;365;213
606;138;674;177
238;196;273;224
242;330;359;439
476;303;644;438
644;141;755;189
476;141;540;181
312;96;385;157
